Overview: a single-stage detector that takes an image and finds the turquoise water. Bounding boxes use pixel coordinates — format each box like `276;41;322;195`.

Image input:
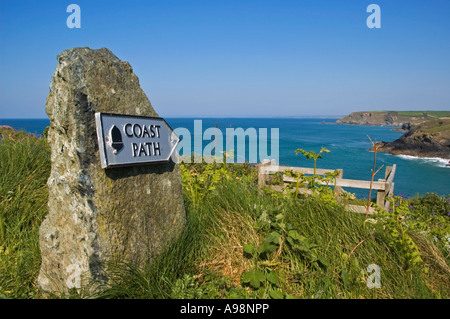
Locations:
1;118;449;197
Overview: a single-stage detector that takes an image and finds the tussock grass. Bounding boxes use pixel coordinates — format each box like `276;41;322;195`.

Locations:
0;128;50;298
199;208;258;285
0;128;449;299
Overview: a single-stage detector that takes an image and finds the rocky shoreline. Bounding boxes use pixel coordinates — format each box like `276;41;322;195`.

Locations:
336;111;450;161
336;111;423;127
373;119;450;161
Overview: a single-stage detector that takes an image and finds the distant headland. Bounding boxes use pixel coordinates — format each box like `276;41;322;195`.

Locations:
335;111;450;128
336;111;450;161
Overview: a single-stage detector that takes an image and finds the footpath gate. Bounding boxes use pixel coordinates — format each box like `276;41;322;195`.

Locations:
257;160;396;214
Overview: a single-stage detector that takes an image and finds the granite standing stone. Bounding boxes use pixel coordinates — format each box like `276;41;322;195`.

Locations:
37;47;186;294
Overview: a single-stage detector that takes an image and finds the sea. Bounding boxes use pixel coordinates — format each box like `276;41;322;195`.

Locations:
1;117;449;198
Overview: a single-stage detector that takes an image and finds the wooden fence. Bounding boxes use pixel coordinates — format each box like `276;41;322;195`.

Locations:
257;159;396;213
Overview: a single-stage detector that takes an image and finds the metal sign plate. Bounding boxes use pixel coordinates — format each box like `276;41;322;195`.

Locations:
95;112;179;168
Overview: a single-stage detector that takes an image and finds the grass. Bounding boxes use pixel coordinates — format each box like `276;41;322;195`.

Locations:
0;128;50;298
368;111;450;117
347;111;450;120
0;128;449;299
424;124;450;134
417;119;450;134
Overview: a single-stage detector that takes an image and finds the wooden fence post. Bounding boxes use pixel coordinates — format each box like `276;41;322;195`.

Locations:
258;161;397;214
376;178;386;207
257;159;271;189
376;166;393;209
383;165;396;211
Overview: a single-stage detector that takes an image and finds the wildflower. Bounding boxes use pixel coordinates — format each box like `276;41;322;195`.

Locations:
431;211;435;215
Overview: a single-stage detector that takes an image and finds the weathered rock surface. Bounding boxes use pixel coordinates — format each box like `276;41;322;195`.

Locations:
336;111;403;126
38;47;186;294
376;119;450;159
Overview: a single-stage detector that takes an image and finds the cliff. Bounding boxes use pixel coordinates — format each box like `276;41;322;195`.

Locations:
336;111;450;127
376;119;450;160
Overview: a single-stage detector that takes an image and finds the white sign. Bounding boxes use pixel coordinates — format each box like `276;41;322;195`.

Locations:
95;112;179;168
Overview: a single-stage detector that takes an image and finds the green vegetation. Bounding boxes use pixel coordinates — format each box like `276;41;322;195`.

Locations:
338;111;450;127
0;128;50;298
370;111;450;118
417;119;450;134
396;111;450;117
1;128;449;299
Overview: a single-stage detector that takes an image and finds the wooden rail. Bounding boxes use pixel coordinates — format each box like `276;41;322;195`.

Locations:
257;159;396;212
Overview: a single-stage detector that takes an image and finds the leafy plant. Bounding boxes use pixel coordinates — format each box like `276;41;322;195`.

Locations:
220;149;235;170
282;147;339;203
180;163;230;207
409;193;450;218
241;269;266;289
2;129;450;299
283;169;305;199
241;205;330;298
170;274;204;299
374;196;427;273
285;229;330;271
170;273;233;299
340;190;356;210
366;136;384;217
295;147;330;190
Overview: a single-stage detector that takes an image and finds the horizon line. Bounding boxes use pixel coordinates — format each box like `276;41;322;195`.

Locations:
0;115;345;120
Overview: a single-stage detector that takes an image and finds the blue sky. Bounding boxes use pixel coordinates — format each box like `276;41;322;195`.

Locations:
0;0;449;118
